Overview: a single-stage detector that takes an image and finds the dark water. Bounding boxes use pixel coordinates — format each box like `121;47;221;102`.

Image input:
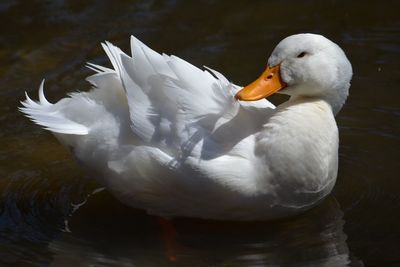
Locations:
0;1;399;266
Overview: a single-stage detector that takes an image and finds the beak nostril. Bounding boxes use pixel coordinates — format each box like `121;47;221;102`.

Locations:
266;74;273;80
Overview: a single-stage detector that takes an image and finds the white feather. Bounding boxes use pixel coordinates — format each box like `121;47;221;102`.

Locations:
20;81;89;135
19;34;351;220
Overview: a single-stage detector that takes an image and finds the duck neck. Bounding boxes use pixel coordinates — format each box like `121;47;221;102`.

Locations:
287;83;349;115
313;90;348;115
258;97;339;160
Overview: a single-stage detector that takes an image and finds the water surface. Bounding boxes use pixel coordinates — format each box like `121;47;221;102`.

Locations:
0;1;399;266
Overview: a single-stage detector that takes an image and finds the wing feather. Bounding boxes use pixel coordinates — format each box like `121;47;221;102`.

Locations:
21;36;275;160
113;36;272;158
19;80;89;135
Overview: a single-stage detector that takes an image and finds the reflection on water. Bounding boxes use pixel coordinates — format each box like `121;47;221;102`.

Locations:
59;196;353;267
1;0;399;266
15;193;356;266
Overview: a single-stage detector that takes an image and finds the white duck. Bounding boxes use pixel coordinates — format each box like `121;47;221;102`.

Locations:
20;33;352;220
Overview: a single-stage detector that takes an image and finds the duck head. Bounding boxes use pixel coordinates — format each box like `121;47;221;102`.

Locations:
235;33;352;114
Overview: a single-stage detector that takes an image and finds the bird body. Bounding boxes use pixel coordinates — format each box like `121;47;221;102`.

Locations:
20;34;352;220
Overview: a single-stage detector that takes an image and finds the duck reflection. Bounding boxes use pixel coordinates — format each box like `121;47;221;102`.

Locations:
48;192;362;266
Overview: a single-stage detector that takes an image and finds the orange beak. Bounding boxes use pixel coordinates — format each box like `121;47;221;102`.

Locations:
235;65;287;101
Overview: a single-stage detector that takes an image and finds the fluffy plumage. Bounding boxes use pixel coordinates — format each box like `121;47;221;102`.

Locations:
20;34;352;220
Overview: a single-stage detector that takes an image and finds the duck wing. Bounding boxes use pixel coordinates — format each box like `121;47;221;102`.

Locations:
104;36;275;159
20;36;275;161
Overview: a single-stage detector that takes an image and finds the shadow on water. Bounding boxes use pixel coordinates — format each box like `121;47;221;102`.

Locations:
0;0;400;266
3;190;362;266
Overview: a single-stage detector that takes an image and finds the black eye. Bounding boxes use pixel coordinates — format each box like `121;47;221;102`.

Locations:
297;51;307;58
